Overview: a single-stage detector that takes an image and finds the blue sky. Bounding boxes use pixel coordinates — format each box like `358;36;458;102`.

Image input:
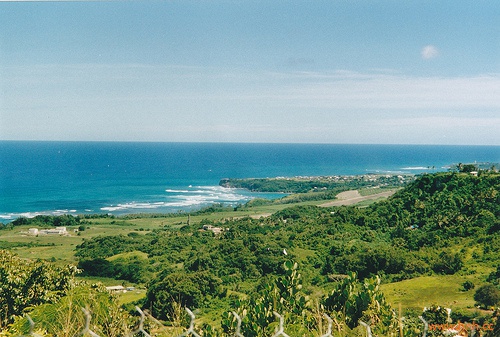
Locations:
0;1;498;144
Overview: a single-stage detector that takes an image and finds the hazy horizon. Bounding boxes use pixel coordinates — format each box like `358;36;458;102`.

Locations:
2;139;500;147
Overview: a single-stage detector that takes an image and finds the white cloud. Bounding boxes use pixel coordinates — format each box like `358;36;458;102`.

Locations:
2;64;500;144
421;45;439;59
279;72;500;111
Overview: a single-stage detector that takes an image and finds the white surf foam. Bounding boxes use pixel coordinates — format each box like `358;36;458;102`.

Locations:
401;166;432;170
0;209;80;221
2;185;259;219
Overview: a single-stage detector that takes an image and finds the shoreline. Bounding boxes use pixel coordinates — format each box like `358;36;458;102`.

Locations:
1;173;408;224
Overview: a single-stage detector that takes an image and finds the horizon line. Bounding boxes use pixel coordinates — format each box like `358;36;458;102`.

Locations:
1;139;499;147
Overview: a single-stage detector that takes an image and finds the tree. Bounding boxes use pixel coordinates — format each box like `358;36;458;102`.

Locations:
0;250;77;327
421;304;449;324
459;164;478;173
77;258;115;278
145;271;222;321
461;280;475;291
487;265;500;285
432;251;463;275
474;284;500;308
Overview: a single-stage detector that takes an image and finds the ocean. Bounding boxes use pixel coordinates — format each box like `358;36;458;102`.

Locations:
0;141;498;222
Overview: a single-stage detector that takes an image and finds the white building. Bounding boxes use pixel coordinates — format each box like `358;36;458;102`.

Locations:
106;285;126;293
27;227;68;236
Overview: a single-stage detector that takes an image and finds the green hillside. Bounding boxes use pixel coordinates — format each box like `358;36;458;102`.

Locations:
1;171;499;336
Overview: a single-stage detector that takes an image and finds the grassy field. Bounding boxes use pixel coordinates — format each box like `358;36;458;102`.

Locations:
382;275;477;310
358;186;400;196
1;224;136;262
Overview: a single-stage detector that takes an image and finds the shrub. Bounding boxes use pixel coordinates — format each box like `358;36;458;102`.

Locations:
461;280;475;291
474;284;500;308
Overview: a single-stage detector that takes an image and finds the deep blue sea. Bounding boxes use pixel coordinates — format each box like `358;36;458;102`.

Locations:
0;141;499;222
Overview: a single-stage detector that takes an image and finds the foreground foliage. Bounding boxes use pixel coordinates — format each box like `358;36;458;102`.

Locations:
0;250;77;327
2;258;499;336
7;286;131;337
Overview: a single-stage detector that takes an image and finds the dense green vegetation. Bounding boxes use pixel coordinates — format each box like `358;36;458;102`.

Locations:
1;171;500;336
75;172;500;283
220;174;413;193
219;174;413;206
0;250;77;327
7;214;83;229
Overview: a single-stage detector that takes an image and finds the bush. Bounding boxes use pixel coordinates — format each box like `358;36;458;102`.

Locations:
474;284;500;308
432;251;463;275
461;280;475;291
145;271;223;321
421;305;449;324
8;285;130;337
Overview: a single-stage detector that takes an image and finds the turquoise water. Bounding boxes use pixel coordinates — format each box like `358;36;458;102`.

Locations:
0;141;498;221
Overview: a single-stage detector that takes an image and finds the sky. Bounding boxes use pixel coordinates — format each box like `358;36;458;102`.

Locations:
0;0;499;145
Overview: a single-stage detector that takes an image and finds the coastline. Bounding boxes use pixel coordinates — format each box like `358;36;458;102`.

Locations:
0;173;409;223
1;141;498;223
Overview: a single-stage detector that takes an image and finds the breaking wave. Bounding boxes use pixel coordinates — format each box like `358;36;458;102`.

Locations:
99;185;260;214
0;185;282;222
